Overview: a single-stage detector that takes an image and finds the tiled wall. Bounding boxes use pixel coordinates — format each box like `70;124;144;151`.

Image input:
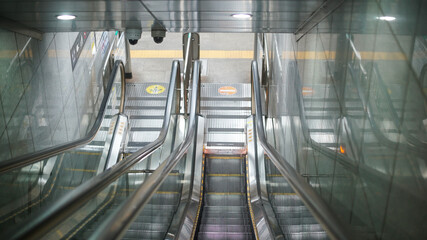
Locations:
0;30;117;161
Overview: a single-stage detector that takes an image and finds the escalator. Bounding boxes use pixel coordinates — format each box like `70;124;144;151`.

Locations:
194;83;255;239
1;61;342;240
124;83;170;152
197;154;253;239
0;60;127;233
263;156;328;240
5;32;425;240
0;58;186;239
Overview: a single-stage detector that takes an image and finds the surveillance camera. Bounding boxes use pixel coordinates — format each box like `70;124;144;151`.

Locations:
125;28;142;45
153;36;163;44
128;39;138;45
151;21;166;44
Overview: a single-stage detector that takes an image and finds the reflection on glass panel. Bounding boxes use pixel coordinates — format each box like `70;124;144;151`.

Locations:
263;0;427;238
42;115;188;239
0;69;124;233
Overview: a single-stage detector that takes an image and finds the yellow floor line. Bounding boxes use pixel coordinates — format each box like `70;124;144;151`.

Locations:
130;50;253;59
58;186;75;190
156;191;179;195
129;50;408;61
200;50;253;59
0;49;409;61
267;174;283;177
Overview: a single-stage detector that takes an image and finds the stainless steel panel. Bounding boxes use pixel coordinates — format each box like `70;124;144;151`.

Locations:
0;0;324;33
206;132;246;143
174;116;205;240
206;118;247;129
201;110;252;116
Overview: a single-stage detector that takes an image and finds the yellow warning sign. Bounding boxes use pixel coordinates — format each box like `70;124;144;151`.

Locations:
218;86;237;95
146;85;165;94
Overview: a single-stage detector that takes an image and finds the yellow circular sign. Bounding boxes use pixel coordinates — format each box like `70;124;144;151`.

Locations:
218;86;237;95
146;85;165;94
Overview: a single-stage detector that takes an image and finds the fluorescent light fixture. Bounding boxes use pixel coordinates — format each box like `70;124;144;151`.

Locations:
56;14;76;20
231;13;252;19
376;16;396;21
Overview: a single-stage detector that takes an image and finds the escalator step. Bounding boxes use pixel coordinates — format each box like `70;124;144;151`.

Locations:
199;224;252;233
205;194;246;206
201;97;251;102
206;115;249;119
283;231;328;240
129;115;164;119
197;232;254;240
207;142;245;147
203;206;249;213
123;229;166;239
124;96;167;101
201;217;251;225
270;194;304;206
277;216;319;226
130;127;162;132
128;222;168;231
208;127;245;133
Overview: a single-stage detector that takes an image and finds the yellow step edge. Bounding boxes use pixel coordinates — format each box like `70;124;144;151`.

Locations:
207;192;243;195
207;156;243;159
58;186;75;190
267;174;283;177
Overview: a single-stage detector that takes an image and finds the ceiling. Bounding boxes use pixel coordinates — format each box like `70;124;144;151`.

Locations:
0;0;325;33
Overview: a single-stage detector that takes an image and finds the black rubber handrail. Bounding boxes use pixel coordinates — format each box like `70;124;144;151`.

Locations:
91;60;201;240
6;60;182;240
252;61;350;240
0;60;126;174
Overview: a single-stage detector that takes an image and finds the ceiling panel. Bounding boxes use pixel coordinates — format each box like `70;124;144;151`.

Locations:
0;0;324;33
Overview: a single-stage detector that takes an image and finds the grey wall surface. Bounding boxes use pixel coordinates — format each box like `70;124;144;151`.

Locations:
0;29;116;161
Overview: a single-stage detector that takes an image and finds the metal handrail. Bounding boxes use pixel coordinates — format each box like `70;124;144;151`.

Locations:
7;60;182;240
0;60;126;174
251;61;350;240
92;60;201;240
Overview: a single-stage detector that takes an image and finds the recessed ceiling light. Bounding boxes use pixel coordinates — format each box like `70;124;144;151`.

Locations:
376;16;396;21
231;13;252;19
56;14;76;20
